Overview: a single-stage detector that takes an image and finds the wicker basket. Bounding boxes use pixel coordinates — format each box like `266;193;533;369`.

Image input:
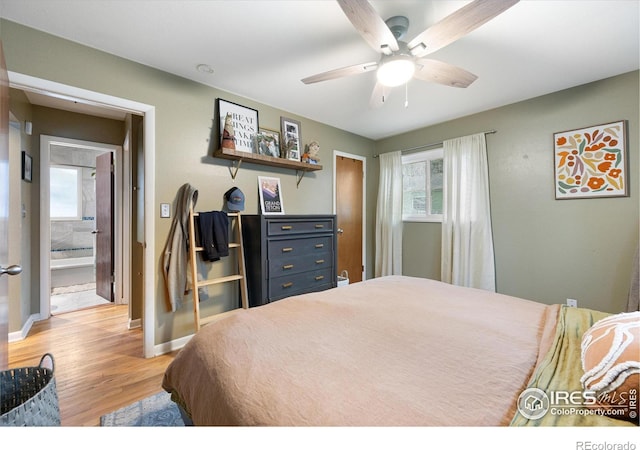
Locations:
0;353;60;426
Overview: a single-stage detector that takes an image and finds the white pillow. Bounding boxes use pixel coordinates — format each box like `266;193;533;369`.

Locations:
580;311;639;422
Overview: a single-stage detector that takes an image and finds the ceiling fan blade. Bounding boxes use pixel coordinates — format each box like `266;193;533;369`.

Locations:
408;0;519;57
413;59;478;88
337;0;399;55
302;61;378;84
369;82;390;109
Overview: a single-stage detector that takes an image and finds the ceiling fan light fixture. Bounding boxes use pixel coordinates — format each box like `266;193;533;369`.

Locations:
377;56;415;87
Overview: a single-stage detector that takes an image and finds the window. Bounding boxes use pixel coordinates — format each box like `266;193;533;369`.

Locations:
402;148;443;222
50;165;82;220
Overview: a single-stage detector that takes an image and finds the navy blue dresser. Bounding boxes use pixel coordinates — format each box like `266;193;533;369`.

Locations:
242;215;337;307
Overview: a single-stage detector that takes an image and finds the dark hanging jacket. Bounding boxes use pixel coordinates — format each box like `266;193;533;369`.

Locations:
197;211;229;262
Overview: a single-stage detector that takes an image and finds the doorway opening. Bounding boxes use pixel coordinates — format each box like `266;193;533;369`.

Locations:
47;141;115;315
9;71;157;357
41;136;122;317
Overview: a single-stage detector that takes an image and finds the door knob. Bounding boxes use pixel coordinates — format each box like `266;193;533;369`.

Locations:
337;228;344;234
92;230;99;234
0;265;22;276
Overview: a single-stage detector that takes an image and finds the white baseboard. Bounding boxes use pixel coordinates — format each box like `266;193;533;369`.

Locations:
9;311;187;358
153;334;193;356
8;314;41;342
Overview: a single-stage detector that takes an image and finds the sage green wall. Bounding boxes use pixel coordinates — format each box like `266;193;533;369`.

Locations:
375;71;639;314
1;20;376;343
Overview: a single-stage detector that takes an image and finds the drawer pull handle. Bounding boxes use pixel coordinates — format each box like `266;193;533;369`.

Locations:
283;264;294;270
315;224;324;228
281;225;293;230
315;244;324;248
315;275;325;281
315;259;325;264
282;282;294;288
282;247;293;253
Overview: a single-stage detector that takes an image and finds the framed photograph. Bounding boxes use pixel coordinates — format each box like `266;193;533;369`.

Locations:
554;120;628;199
22;151;32;182
216;98;259;153
255;128;281;158
280;116;302;161
258;176;285;215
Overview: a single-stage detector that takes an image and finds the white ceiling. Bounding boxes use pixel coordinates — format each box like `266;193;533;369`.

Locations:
1;0;638;140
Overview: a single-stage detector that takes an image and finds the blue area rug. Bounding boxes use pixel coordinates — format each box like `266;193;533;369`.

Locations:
100;391;184;426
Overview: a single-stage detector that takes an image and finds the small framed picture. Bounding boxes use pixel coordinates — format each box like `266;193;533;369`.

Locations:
255;128;281;158
280;117;302;162
22;151;32;182
258;176;285;215
216;98;259;153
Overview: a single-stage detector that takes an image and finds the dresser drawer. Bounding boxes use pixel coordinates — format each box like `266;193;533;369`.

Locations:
269;268;333;300
268;235;333;257
268;251;332;277
267;218;334;236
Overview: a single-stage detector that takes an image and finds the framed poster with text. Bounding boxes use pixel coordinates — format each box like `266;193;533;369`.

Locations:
258;176;285;215
217;98;259;153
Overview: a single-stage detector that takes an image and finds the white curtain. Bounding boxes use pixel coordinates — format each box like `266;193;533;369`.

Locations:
441;133;496;291
375;151;403;277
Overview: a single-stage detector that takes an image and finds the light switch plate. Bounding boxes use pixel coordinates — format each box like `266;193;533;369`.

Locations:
160;203;171;218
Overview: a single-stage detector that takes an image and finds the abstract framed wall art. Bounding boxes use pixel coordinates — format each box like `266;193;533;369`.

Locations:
554;120;628;199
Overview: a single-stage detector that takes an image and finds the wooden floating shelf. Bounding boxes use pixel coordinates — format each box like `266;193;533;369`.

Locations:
214;147;323;172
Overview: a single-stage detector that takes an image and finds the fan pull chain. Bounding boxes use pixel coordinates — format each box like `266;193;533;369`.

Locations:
404;82;409;108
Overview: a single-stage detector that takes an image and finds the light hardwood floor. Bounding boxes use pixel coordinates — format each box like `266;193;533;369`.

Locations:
8;304;178;426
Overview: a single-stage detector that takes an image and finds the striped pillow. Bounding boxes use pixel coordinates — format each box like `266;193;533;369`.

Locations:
580;311;639;422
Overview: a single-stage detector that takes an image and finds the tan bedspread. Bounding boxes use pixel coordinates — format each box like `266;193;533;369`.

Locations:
162;275;557;426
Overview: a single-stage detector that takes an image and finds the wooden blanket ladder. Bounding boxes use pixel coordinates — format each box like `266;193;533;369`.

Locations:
187;206;248;331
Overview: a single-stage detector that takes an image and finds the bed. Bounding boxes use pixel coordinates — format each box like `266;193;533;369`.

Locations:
162;275;638;426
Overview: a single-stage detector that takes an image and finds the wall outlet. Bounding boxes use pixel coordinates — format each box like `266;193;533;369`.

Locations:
566;298;578;308
160;203;171;218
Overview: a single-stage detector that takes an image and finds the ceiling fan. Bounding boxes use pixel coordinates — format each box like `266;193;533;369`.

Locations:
301;0;520;108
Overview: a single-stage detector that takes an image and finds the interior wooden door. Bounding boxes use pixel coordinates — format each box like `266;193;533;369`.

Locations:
130;114;144;320
335;155;363;283
0;41;10;369
95;152;114;301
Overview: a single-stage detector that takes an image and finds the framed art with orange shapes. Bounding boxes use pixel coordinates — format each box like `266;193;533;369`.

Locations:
554;120;628;199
